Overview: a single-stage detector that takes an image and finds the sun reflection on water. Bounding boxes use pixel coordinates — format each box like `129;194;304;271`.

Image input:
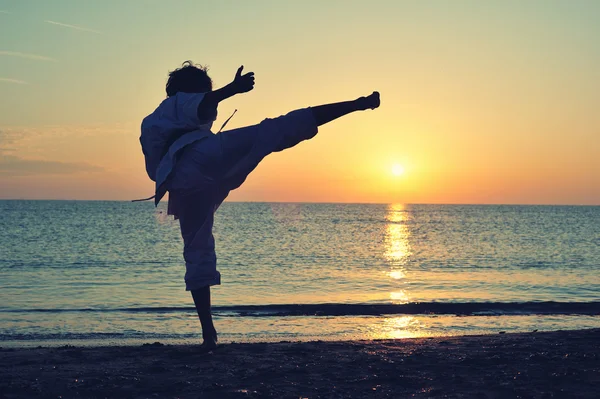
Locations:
367;316;432;339
384;204;412;304
389;270;406;280
390;290;410;302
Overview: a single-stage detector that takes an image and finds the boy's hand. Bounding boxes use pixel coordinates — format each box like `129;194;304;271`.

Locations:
232;65;255;94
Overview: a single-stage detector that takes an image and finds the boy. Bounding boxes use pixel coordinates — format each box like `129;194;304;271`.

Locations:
140;61;380;349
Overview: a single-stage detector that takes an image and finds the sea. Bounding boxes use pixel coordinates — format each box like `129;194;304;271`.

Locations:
1;200;599;347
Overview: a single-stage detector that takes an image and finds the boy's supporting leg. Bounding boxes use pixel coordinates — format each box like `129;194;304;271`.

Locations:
191;286;217;347
311;91;380;126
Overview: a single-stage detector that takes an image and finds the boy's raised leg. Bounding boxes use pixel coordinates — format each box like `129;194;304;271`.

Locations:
311;91;380;126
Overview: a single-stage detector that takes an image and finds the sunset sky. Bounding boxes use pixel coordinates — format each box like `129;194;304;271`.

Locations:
1;0;598;204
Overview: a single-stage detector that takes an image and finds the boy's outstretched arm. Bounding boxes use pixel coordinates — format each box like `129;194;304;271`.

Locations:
197;66;255;120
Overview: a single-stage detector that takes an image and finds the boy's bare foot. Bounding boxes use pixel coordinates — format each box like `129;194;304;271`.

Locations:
199;336;218;352
357;91;381;110
200;329;218;352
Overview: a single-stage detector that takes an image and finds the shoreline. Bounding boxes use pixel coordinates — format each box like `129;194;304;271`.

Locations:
1;328;598;398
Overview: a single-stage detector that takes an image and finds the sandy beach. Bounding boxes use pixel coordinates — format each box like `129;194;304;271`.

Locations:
1;328;598;398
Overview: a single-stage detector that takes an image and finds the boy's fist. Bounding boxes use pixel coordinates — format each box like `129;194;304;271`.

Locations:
233;65;255;93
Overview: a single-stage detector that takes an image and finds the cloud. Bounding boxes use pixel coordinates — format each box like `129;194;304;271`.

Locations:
0;125;133;153
45;20;103;35
0;124;138;173
0;155;103;176
0;51;57;62
0;129;103;176
0;78;28;84
0;128;25;155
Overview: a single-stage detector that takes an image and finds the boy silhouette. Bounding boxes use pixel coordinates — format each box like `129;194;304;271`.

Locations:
141;61;380;349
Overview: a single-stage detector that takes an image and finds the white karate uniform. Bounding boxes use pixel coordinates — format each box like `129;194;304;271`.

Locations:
141;92;318;290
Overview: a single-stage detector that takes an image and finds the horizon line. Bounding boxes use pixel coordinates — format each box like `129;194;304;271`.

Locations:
0;198;597;207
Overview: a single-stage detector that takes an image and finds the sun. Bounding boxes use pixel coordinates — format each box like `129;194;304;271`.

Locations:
391;164;405;176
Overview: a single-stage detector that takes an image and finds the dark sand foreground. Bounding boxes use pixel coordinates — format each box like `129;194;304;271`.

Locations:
1;329;599;398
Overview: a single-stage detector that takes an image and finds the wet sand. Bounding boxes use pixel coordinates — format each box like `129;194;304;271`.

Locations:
1;328;599;398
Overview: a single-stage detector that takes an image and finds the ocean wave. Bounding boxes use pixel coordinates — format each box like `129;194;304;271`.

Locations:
2;301;599;316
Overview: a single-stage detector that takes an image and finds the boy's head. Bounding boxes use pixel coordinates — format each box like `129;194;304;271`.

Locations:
166;61;213;97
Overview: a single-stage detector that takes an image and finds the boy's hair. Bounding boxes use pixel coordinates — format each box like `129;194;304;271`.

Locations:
166;61;213;97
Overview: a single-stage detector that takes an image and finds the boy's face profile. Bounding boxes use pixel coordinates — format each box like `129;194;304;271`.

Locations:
198;75;213;92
